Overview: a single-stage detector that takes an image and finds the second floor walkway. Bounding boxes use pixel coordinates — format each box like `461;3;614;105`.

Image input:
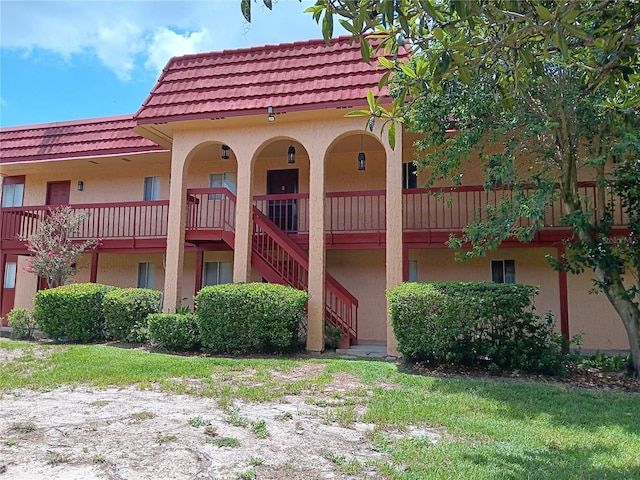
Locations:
1;183;629;252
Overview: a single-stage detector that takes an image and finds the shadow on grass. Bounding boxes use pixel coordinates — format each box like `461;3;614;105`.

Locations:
456;443;639;480
388;362;640;437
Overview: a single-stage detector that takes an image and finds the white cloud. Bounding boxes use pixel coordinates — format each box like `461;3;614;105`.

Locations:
144;27;215;75
0;1;331;81
95;20;145;81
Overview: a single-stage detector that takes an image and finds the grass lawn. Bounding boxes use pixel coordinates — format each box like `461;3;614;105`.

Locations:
0;339;638;479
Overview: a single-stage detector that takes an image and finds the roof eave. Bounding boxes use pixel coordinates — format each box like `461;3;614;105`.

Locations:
134;98;373;127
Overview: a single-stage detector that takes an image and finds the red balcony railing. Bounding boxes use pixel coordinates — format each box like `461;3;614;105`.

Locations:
403;182;627;232
0;201;169;243
185;188;236;233
253;193;309;234
252;207;357;342
327;190;386;234
1;183;627;247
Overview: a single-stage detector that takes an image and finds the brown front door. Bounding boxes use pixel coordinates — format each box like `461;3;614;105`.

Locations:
40;181;71;290
267;169;298;232
46;181;71;206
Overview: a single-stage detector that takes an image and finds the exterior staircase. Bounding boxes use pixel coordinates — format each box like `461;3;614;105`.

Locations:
251;207;358;345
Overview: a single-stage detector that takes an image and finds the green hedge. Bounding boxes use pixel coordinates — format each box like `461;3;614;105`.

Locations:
196;283;308;355
103;288;162;342
34;283;117;342
8;308;37;340
388;281;565;374
147;313;200;351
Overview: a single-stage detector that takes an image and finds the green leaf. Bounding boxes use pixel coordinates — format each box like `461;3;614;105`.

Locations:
534;5;554;22
322;10;334;42
555;29;569;58
400;64;417;78
432;27;444;42
388;121;396;150
241;0;250;23
459;66;472;85
367;89;376;110
262;0;272;10
338;19;356;34
378;56;394;69
344;110;371;117
360;39;372;63
422;0;439;19
561;22;591;42
378;71;391;91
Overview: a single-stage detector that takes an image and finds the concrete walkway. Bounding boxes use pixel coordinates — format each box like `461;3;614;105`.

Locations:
336;340;391;359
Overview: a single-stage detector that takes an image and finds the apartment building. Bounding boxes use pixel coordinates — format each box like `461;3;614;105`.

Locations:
0;37;629;353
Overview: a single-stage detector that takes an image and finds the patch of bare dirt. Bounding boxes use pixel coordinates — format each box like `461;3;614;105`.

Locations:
0;375;439;479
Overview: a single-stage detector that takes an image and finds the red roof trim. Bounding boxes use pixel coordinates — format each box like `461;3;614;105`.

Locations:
0;114;135;133
0;146;167;164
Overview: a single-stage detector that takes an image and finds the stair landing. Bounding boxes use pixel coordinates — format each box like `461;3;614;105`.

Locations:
336;341;390;359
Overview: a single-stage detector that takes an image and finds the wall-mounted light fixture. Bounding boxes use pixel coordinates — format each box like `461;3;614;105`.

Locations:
267;106;275;122
77;180;84;191
288;144;296;164
357;136;366;171
221;144;230;160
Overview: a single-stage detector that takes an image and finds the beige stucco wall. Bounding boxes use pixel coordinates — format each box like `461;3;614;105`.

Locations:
16;160;170;206
566;271;629;351
13;255;38;310
326;249;387;341
409;246;561;327
408;247;628;351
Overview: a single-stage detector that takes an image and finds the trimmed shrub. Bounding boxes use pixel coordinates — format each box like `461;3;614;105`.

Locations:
147;313;200;351
34;283;117;342
8;308;37;340
103;288;162;342
196;283;308;355
388;281;566;375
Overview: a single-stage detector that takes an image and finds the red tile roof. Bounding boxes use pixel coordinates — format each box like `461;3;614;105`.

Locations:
0;116;166;164
135;36;406;124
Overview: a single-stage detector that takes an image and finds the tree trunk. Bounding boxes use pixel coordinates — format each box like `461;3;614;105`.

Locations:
559;160;640;379
597;266;640;379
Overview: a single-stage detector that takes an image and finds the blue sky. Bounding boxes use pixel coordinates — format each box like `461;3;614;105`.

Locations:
1;0;343;127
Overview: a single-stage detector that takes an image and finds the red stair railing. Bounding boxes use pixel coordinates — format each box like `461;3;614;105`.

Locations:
252;207;358;343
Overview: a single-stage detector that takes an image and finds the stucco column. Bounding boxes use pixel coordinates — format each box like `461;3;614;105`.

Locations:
233;152;253;283
307;151;326;352
162;142;189;313
385;128;403;356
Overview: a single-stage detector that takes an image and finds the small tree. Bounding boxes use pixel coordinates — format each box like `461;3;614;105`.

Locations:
21;206;97;288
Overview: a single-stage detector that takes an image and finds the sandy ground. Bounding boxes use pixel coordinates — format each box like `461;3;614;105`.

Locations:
0;351;439;480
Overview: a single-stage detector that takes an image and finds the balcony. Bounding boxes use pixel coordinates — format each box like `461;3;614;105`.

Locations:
0;200;170;251
0;183;628;251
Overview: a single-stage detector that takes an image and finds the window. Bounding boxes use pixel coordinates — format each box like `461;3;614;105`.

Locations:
402;162;418;189
491;260;515;284
4;262;17;289
209;173;236;194
204;261;232;286
2;176;25;207
143;176;160;201
209;173;236;200
137;262;154;289
408;260;418;282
